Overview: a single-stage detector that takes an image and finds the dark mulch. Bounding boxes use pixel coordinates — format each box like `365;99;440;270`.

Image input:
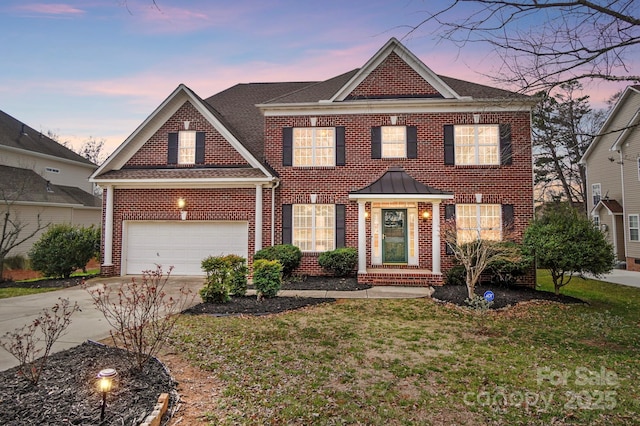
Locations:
184;295;336;316
281;275;371;291
432;284;585;309
0;341;175;426
0;276;93;289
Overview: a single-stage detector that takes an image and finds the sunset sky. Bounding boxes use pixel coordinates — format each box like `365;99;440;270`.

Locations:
1;0;635;157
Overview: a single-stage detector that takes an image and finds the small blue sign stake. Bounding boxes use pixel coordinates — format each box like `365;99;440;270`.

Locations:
483;290;495;302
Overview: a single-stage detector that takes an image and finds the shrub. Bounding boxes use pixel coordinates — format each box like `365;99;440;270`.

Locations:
29;224;100;278
318;247;358;277
84;265;194;370
200;256;232;303
225;254;249;296
487;250;530;287
445;265;466;286
0;298;80;385
253;244;302;277
253;259;282;299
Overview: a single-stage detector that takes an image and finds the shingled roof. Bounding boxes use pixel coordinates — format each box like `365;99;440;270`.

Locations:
0;110;95;166
0;165;101;207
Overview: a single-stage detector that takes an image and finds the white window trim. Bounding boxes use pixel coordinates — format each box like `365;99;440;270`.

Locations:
629;214;639;242
593;215;600;228
381;126;407;159
592;183;602;206
178;130;196;165
293;204;335;252
637;158;640;181
454;124;500;166
456;204;502;243
293;127;335;167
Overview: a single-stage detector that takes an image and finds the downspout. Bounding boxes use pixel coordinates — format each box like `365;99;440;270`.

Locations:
271;179;280;246
619;150;627;262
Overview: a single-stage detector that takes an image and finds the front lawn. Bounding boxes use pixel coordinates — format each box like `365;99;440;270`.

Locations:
171;274;640;425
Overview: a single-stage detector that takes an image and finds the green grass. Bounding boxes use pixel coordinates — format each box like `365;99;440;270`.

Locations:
170;273;640;425
0;287;60;299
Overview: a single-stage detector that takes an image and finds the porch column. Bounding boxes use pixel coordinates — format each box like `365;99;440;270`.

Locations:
255;184;263;252
103;185;114;266
357;200;367;274
431;201;441;274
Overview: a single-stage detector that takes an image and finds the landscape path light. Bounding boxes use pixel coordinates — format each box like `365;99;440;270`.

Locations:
97;368;117;421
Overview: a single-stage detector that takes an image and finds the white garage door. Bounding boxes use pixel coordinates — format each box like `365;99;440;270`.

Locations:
124;221;248;275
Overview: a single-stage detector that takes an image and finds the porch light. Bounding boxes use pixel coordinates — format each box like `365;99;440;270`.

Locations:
421;211;431;221
177;198;187;220
364;211;370;219
97;368;117;421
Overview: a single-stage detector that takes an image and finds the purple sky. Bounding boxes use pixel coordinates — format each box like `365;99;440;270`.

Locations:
1;1;634;157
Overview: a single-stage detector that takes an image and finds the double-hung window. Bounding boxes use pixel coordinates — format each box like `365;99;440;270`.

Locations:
293;204;335;252
592;183;602;206
454;125;500;165
178;131;196;165
293;128;335;167
456;204;502;244
630;214;639;242
381;126;406;158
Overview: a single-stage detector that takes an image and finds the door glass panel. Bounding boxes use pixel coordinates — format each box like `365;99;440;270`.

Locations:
383;209;407;263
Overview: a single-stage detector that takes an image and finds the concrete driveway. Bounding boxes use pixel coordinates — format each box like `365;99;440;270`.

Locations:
0;276;204;372
591;269;640;288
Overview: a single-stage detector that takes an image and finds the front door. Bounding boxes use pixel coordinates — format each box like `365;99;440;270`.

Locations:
382;209;407;263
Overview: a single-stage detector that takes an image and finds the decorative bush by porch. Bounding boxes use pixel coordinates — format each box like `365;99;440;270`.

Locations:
253;244;301;277
252;259;282;298
200;254;248;303
318;247;357;277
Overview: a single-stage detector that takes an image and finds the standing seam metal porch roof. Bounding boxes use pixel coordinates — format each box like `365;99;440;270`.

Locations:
350;167;452;195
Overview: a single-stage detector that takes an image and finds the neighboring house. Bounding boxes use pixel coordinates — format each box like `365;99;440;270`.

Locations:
92;38;536;285
0;110;102;257
581;85;640;271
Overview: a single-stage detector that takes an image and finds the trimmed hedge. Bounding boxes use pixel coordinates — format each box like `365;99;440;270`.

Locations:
253;244;301;277
253;259;282;298
318;247;357;277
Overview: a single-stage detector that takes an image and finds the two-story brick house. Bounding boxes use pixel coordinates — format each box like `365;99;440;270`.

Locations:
92;38;536;286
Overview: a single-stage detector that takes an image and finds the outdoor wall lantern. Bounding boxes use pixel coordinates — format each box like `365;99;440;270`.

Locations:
364;211;370;219
97;368;117;421
177;198;187;220
421;210;431;221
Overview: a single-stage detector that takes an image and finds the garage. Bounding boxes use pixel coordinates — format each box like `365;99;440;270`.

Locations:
123;221;249;275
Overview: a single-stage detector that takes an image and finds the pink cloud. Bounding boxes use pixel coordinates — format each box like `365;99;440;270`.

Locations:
16;3;84;15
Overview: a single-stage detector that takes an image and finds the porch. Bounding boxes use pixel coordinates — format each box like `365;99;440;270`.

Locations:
358;267;444;287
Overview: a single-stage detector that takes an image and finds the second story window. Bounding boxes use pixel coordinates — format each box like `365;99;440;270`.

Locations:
293;128;335;167
454;125;499;165
592;183;602;206
178;131;196;165
381;126;406;158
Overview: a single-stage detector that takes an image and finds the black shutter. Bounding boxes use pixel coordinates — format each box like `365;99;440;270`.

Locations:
500;124;512;165
502;204;514;230
195;132;205;164
168;133;178;164
336;204;346;248
444;125;454;165
444;204;456;255
283;128;293;166
282;204;292;244
406;126;418;159
371;126;381;159
336;126;345;166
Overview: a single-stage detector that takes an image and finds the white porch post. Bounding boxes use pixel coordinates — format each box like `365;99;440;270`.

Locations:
357;200;367;274
431;201;441;274
103;185;114;266
255;184;263;252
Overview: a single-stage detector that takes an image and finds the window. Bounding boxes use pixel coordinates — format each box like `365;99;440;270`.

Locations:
593;215;600;229
456;204;502;244
45;167;60;174
454;125;500;165
293;128;335;167
630;214;639;242
637;158;640;181
592;183;602;206
381;126;406;158
293;204;335;252
178;131;196;164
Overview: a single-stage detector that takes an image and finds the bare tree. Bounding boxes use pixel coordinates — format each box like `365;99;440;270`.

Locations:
442;220;521;299
533;81;606;209
410;0;640;93
77;137;106;165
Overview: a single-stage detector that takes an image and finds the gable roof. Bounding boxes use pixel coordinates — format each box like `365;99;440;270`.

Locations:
0;110;95;167
0;164;100;207
580;85;640;163
593;198;624;215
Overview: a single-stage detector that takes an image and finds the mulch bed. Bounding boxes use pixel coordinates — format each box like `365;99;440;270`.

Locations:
0;276;90;289
0;275;586;424
432;284;585;309
0;341;174;426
